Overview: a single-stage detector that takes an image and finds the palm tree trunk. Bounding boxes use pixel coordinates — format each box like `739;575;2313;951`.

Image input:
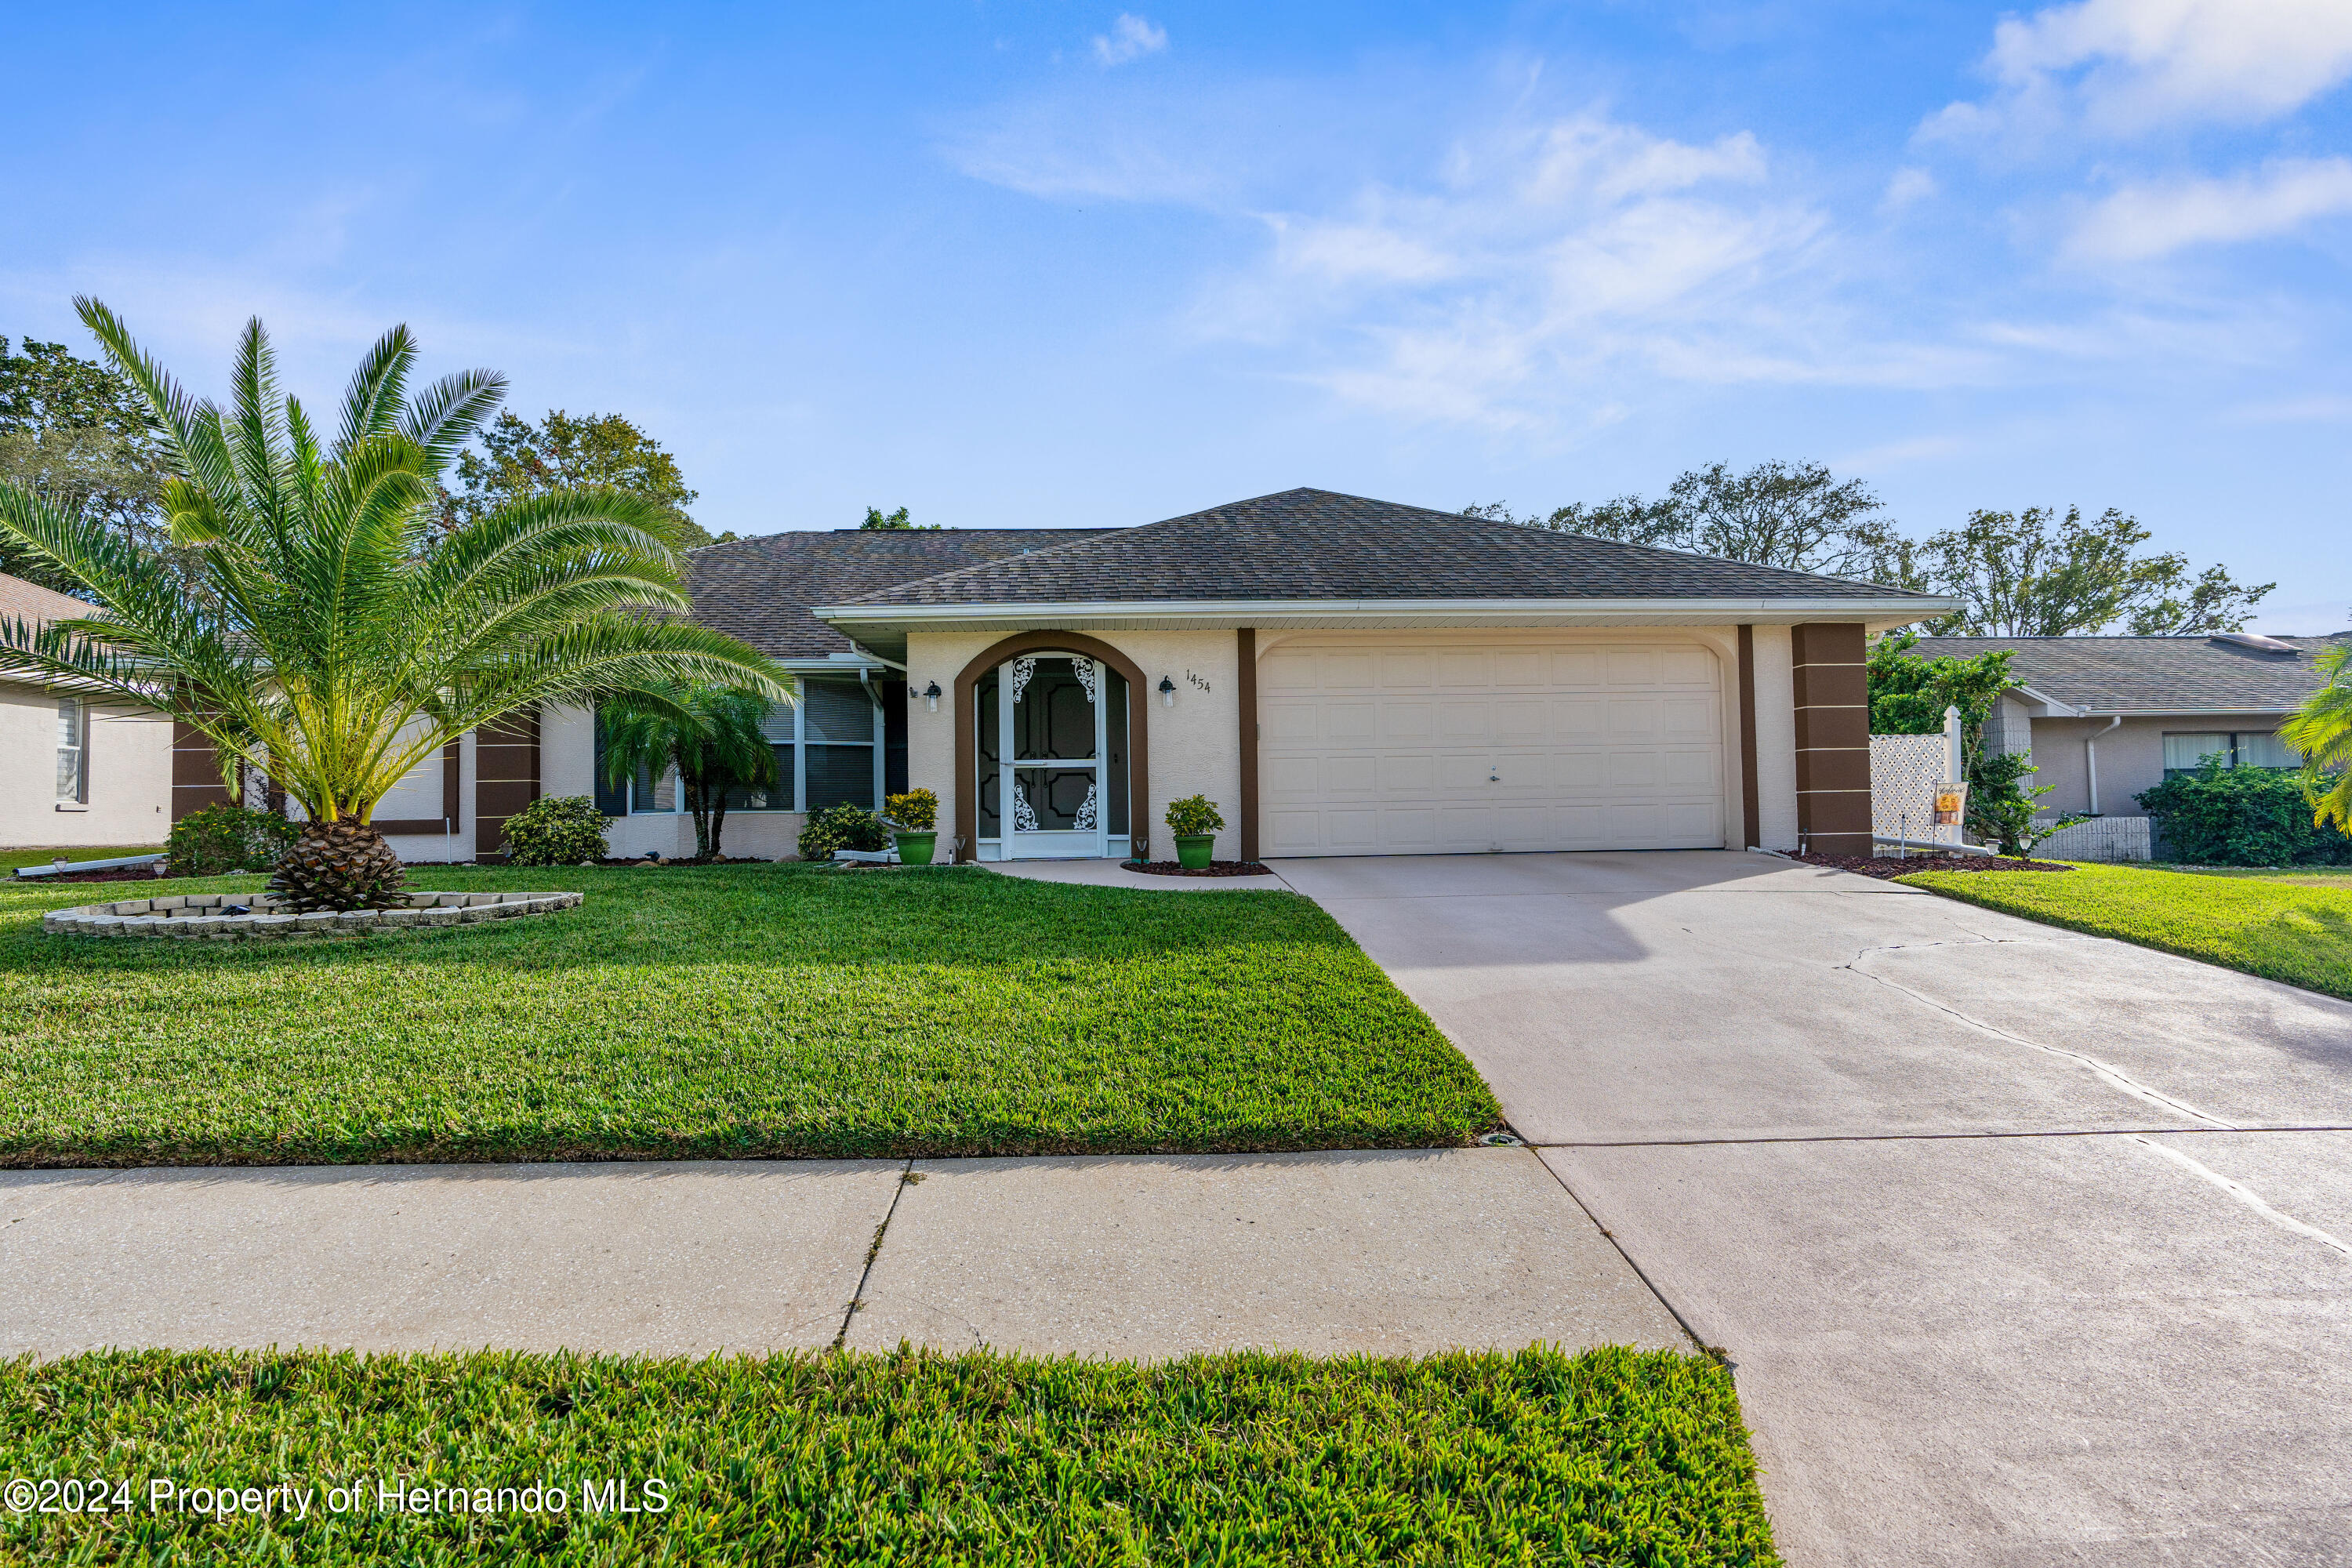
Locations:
686;779;714;862
710;797;729;860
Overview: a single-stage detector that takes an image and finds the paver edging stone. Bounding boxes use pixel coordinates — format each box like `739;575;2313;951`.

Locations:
39;889;583;940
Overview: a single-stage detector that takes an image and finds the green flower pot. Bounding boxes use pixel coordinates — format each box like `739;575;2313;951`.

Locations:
893;831;938;866
1174;833;1214;870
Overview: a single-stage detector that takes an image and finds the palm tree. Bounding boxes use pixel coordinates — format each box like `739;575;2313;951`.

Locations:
2282;647;2352;833
0;299;787;910
599;684;782;861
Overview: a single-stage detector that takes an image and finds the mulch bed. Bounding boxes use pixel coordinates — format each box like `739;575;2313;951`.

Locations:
1793;851;2074;880
595;855;771;867
1123;859;1277;878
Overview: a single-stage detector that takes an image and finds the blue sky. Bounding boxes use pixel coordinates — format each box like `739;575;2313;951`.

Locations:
5;2;2347;630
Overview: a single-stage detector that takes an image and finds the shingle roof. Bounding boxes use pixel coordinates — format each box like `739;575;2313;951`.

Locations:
686;529;1113;659
1911;633;2351;713
828;488;1945;608
0;572;96;630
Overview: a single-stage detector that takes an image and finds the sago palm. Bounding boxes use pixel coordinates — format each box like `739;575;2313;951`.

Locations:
0;298;787;909
2282;647;2352;833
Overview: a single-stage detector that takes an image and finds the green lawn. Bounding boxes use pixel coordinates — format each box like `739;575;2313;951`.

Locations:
0;864;1498;1167
1897;861;2352;1001
0;1345;1779;1566
2160;863;2352;888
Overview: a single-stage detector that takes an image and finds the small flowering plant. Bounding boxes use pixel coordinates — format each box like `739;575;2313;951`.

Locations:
1164;795;1224;837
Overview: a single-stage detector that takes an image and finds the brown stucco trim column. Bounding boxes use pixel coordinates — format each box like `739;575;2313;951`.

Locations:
474;707;541;861
952;631;1152;864
1737;625;1760;851
1791;622;1871;856
1237;627;1258;862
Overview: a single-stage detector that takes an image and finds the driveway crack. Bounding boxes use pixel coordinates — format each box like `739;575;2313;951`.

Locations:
1842;949;2238;1130
2129;1136;2352;1260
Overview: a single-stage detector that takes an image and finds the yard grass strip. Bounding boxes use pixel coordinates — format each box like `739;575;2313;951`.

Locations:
0;1345;1779;1566
0;865;1499;1166
1897;861;2352;1002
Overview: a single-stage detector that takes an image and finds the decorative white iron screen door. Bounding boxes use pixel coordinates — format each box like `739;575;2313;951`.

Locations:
999;655;1107;858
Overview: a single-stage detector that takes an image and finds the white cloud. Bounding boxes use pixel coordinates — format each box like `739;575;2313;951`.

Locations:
1926;0;2352;141
2065;157;2352;261
1881;166;1938;213
1092;14;1167;67
1181;113;1933;426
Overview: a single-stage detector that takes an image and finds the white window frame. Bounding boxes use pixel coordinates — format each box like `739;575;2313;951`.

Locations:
56;695;89;806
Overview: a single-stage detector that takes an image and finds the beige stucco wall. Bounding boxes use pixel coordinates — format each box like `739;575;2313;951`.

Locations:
1751;625;1799;851
909;623;1791;862
0;682;172;850
907;627;1245;861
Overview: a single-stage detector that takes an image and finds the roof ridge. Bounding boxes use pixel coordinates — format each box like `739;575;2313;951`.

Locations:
821;516;1180;607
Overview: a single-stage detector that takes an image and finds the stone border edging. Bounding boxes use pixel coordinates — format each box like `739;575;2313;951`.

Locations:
42;890;584;939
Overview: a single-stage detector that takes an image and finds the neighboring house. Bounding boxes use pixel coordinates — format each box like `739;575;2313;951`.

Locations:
1910;632;2348;821
533;488;1947;861
0;572;172;849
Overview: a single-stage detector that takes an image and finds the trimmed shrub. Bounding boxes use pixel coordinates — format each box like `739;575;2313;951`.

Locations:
500;794;612;867
165;805;297;877
884;789;938;831
2136;763;2352;866
798;803;889;862
1164;795;1224;837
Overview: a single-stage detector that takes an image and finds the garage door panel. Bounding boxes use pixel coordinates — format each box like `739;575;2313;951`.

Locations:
1437;702;1490;744
1664;749;1718;788
1262;699;1322;744
1261;654;1320;693
1381;652;1433;687
1437;652;1488;688
1380;701;1435;744
1263;757;1320;798
1382;753;1435;795
1436;753;1493;791
1607;699;1661;739
1494;651;1543;686
1555;697;1607;738
1550;751;1606;791
1662;697;1716;737
1258;640;1724;856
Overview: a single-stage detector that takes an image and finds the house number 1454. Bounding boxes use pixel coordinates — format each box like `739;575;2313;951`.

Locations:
1185;670;1210;692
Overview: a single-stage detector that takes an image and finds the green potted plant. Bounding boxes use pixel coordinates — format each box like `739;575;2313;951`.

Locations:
1164;795;1224;870
884;789;940;866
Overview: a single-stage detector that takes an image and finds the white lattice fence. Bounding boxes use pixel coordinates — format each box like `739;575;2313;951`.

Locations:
1871;733;1962;846
2034;816;2153;862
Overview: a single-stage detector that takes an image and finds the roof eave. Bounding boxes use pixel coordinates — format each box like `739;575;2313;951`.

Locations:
812;593;1957;631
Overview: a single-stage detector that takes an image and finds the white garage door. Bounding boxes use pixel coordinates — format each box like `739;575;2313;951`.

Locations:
1258;640;1726;856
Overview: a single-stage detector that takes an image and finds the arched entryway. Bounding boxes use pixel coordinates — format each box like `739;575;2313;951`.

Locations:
953;633;1150;862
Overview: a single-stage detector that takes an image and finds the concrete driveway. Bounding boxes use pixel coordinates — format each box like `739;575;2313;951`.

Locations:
1280;851;2352;1568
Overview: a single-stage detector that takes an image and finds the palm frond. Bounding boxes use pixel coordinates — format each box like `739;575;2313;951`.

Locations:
336;326;416;448
400;369;506;474
74;296;242;502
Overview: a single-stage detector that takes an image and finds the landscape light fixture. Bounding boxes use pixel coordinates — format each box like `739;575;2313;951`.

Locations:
924;681;942;713
1159;676;1176;708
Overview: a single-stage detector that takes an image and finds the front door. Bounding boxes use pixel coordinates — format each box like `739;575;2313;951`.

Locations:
1000;655;1107;858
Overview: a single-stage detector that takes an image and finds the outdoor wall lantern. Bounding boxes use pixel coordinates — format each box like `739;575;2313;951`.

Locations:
924;681;942;713
1158;676;1176;708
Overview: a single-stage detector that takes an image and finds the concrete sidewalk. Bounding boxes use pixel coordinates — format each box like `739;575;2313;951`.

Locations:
0;1148;1687;1359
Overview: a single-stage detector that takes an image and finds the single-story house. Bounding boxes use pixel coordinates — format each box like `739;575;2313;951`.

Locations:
1910;632;2347;820
0;572;172;850
531;488;1951;861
